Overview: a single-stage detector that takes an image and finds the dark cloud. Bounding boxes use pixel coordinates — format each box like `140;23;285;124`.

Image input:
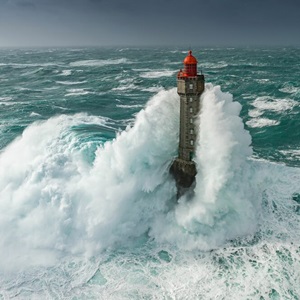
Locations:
14;1;36;9
0;0;299;47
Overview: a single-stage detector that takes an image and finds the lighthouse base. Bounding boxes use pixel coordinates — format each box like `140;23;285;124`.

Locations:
170;158;197;199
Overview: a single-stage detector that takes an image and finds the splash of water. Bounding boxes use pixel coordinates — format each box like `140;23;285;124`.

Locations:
151;84;260;250
1;85;300;299
0;84;260;271
0;88;178;270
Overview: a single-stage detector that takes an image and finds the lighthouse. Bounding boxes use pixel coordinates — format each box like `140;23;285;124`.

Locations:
170;50;205;197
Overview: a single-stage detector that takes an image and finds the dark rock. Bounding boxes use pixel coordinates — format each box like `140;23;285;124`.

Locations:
170;158;197;198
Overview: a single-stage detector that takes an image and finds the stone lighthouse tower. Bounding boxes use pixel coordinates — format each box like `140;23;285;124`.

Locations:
170;50;205;196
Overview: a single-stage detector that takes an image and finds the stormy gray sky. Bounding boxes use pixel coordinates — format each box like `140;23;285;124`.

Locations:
0;0;299;47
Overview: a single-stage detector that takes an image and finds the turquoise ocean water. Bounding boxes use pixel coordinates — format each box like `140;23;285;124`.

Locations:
0;47;299;299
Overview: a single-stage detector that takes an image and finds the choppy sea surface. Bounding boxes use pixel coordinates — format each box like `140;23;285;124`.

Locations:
0;47;299;299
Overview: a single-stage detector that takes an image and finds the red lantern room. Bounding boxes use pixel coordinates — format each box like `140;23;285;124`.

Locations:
178;50;198;78
184;50;197;76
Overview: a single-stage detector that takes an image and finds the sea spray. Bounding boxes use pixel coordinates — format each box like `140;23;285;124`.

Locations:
0;114;108;270
0;89;179;270
153;84;260;249
0;84;261;271
81;88;180;252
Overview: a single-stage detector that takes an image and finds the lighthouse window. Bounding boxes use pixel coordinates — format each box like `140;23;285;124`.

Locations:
190;129;194;134
190;118;193;124
190;107;193;113
189;84;193;90
189;97;193;102
190;140;194;146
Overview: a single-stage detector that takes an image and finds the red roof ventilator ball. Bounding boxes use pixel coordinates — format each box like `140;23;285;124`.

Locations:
178;50;198;78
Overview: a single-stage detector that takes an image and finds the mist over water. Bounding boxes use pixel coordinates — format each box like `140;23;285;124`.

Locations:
0;48;300;299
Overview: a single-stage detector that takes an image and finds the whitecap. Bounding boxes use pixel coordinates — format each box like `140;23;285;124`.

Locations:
44;86;60;90
279;85;300;94
65;88;94;97
61;70;72;76
252;96;297;112
119;78;134;84
248;109;264;118
140;70;176;78
70;58;129;67
112;84;137;91
0;102;14;106
201;62;228;69
56;80;87;85
30;112;41;117
0;96;13;101
116;104;144;109
166;61;181;65
246;118;279;128
279;149;300;159
132;68;152;72
141;86;164;92
254;79;270;83
0;62;62;68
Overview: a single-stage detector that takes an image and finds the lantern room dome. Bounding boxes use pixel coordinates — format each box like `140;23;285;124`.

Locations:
183;50;197;65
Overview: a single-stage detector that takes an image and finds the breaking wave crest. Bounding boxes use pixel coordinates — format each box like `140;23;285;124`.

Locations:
0;88;178;270
0;84;298;276
151;84;260;250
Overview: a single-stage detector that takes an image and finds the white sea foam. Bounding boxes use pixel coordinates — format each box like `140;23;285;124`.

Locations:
252;96;297;112
44;86;60;90
248;109;264;118
247;96;297;128
116;104;145;109
56;80;87;85
0;96;13;101
112;84;137;91
279;84;300;94
201;61;228;69
61;70;72;76
132;68;152;72
166;61;181;65
242;93;255;100
65;88;94;97
246;118;279;128
119;78;134;84
30;112;41;117
0;102;15;106
254;78;270;83
113;80;163;93
141;86;164;93
118;48;130;52
70;58;129;67
15;87;32;91
0;62;61;68
139;70;176;78
279;149;300;159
